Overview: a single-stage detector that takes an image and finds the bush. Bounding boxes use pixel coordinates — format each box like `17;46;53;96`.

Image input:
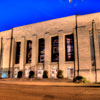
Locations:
82;77;89;83
73;76;89;83
57;70;63;78
29;71;35;78
43;71;48;78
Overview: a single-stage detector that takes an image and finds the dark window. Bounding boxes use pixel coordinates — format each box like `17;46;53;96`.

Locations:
51;36;59;62
65;34;74;61
15;42;21;64
90;35;95;66
26;40;32;63
38;39;45;63
98;34;100;52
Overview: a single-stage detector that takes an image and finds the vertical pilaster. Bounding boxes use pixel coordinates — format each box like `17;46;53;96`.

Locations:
0;38;2;69
58;31;65;76
0;38;2;75
20;36;26;78
93;27;100;69
3;39;10;71
11;39;15;78
32;35;37;78
93;23;100;82
45;33;51;78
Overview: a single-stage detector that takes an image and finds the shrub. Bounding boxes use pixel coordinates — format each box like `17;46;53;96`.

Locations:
82;77;89;83
43;70;48;78
73;76;89;83
57;70;63;78
29;71;35;78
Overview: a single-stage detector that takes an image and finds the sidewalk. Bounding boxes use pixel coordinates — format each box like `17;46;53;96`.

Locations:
0;78;100;87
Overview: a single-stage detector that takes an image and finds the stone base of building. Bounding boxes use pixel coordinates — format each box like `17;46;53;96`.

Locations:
1;68;100;83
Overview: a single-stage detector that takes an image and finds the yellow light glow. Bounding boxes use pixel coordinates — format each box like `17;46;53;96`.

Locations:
69;0;72;3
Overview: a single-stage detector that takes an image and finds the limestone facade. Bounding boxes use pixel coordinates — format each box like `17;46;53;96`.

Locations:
0;12;100;82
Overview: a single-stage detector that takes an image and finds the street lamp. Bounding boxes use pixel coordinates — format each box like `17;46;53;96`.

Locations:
75;15;80;76
91;19;97;82
8;28;13;78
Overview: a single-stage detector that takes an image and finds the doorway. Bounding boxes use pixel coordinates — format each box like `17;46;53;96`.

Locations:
67;67;74;79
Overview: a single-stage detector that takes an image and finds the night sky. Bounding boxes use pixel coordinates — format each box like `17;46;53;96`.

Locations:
0;0;100;32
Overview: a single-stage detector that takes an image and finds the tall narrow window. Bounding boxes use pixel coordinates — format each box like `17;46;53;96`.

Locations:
51;36;59;62
1;48;4;67
0;38;4;66
26;40;32;63
90;35;95;66
38;39;45;63
65;34;74;61
98;34;100;52
15;42;21;64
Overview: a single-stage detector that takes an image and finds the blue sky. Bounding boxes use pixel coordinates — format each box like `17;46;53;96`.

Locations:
0;0;100;32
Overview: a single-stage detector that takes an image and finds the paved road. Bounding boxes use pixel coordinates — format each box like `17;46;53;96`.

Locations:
0;84;100;100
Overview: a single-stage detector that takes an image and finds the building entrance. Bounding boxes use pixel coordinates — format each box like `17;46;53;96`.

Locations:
67;67;74;79
51;67;57;78
37;68;43;78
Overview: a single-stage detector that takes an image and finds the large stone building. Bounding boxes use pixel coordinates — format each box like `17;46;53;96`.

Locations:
0;12;100;82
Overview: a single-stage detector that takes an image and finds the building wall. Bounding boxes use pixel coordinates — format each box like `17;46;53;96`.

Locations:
0;12;100;82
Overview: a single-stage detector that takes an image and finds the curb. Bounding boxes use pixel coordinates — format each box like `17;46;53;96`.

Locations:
0;80;100;87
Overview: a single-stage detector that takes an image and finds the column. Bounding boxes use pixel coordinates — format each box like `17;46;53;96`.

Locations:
58;31;65;77
2;38;11;77
45;33;51;78
0;38;2;69
93;27;100;69
0;38;2;75
93;23;100;82
31;34;37;78
20;36;26;78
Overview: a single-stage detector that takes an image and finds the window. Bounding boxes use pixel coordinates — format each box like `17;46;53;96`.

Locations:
38;39;45;63
26;40;32;63
51;36;59;62
65;34;74;61
0;48;4;66
15;42;21;64
98;34;100;52
90;35;95;66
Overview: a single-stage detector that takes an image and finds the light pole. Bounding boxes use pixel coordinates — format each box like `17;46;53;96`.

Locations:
75;15;80;76
8;28;13;78
91;20;97;82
